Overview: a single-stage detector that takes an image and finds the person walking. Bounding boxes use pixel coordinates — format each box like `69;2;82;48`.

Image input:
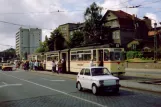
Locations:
89;59;94;67
57;60;62;74
34;60;38;71
52;60;56;73
98;60;104;67
61;59;66;73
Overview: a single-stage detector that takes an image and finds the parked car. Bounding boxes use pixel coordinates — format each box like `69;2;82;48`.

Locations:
2;63;13;71
76;67;120;95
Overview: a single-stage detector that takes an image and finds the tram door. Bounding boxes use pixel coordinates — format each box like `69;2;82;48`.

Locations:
98;50;104;66
61;53;67;72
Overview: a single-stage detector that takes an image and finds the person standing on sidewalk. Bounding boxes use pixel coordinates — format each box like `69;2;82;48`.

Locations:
89;59;94;67
34;60;38;71
52;60;56;73
57;60;62;74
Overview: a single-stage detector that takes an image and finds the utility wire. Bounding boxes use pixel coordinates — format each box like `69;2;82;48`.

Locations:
0;20;53;30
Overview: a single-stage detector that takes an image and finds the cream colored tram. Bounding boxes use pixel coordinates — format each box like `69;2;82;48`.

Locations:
45;51;59;70
69;45;125;75
28;53;45;61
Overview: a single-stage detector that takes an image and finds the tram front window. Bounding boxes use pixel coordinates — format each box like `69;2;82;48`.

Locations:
110;52;124;61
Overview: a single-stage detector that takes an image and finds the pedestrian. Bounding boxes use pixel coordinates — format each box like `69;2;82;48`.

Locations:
34;60;38;71
52;60;56;73
89;59;94;67
98;60;104;67
29;60;33;71
57;60;62;74
26;61;29;71
61;59;66;73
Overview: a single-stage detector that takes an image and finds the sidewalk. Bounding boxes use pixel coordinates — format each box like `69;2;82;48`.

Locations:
30;70;161;93
126;68;161;72
125;68;161;79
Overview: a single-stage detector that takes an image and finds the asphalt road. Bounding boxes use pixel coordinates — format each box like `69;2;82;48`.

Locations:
0;70;161;107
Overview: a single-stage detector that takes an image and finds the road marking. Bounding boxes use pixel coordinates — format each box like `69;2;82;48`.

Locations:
0;72;107;107
42;78;65;82
0;84;22;88
2;82;7;85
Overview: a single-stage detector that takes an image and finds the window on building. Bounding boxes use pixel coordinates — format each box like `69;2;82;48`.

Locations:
112;31;120;39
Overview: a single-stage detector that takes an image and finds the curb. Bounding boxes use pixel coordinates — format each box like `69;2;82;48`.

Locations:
120;81;161;93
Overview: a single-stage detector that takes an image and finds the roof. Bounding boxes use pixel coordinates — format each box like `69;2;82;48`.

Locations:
59;23;79;27
102;10;141;21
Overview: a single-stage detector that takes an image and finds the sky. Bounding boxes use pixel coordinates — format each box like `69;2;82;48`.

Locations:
0;0;160;51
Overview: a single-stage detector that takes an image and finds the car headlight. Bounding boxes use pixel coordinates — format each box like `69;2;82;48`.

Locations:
99;80;104;85
116;80;119;85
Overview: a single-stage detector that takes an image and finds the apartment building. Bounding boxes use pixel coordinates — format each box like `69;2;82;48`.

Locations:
16;27;42;59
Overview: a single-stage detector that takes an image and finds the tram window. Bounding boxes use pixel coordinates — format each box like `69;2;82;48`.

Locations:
93;50;96;61
71;55;77;61
83;54;91;61
47;57;52;61
121;52;125;60
110;52;114;61
114;52;121;60
104;50;109;61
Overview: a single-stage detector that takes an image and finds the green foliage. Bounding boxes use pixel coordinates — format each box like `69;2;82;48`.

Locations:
35;42;49;53
0;48;16;59
49;28;65;51
70;31;84;48
126;51;143;59
83;2;103;44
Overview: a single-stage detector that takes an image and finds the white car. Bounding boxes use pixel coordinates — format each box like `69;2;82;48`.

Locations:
76;67;120;95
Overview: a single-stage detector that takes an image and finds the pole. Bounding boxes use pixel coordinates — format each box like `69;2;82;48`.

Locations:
154;23;157;61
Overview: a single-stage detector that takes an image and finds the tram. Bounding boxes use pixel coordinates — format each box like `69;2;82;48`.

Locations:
45;51;60;70
29;44;125;75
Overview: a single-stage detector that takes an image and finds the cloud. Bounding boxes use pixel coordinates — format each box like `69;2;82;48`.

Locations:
100;0;138;15
145;13;161;27
0;0;160;51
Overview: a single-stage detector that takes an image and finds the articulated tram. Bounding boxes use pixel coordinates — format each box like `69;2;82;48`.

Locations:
29;44;125;75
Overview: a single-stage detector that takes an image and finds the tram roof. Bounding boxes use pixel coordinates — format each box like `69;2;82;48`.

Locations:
70;44;112;51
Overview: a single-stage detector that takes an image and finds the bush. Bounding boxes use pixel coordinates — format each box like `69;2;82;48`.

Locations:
126;51;143;59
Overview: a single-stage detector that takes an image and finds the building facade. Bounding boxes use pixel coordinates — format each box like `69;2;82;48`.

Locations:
58;23;82;41
101;10;150;49
16;27;42;59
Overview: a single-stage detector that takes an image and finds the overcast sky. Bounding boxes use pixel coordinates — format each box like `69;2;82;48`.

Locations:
0;0;160;50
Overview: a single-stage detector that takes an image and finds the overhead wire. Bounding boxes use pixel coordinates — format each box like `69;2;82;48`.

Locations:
0;20;53;30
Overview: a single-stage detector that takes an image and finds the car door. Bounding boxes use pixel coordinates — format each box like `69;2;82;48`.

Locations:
83;68;93;89
77;69;85;87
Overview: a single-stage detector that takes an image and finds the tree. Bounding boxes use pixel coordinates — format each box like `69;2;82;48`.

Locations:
49;28;65;51
83;2;103;44
70;31;84;48
35;42;46;53
35;36;49;53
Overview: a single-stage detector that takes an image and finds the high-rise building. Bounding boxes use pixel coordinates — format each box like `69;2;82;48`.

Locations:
16;27;42;59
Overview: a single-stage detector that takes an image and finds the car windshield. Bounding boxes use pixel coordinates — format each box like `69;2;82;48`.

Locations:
91;68;111;76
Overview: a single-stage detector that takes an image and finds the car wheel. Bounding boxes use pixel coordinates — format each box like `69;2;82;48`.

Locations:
92;84;98;95
77;82;83;91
